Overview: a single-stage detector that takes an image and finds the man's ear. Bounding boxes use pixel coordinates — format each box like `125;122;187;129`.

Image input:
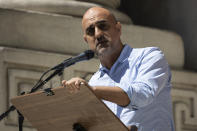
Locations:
116;22;121;35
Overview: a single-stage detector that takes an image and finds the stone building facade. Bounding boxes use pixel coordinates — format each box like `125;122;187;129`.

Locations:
0;0;196;131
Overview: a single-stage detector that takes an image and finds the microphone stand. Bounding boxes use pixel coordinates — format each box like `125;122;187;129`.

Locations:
0;59;71;131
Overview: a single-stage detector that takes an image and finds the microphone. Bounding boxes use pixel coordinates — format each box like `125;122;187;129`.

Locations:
51;50;94;70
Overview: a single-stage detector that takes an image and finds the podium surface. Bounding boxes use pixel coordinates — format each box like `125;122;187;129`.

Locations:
11;85;128;131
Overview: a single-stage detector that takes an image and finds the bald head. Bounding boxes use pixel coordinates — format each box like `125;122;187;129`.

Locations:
82;7;117;30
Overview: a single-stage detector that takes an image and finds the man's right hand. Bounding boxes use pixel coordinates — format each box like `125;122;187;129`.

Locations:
61;77;88;94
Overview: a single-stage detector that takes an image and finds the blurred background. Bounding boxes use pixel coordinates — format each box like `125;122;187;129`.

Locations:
119;0;197;71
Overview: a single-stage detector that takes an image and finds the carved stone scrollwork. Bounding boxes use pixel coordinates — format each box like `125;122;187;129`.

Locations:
5;68;62;127
171;83;197;131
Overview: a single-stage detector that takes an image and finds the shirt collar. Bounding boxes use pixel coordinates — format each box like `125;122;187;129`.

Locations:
116;44;132;63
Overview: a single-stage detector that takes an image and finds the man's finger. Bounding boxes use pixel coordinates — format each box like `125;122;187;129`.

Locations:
62;80;67;88
62;80;66;85
69;84;78;93
75;80;81;90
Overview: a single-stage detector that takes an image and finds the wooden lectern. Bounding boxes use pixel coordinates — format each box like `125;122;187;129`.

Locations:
11;85;129;131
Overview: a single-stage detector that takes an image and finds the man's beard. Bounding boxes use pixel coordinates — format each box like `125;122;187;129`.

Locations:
95;42;109;57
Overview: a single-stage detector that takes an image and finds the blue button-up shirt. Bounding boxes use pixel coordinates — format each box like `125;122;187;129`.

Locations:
89;44;174;131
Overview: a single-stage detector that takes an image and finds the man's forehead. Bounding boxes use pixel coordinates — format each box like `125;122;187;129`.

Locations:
83;15;108;26
82;8;112;29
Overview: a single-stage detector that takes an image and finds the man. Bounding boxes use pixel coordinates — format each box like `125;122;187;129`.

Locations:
62;7;174;131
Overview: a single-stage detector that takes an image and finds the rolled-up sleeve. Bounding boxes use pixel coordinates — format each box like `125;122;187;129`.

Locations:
119;47;171;109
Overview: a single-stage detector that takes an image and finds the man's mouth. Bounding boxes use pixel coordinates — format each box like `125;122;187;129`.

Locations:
96;40;108;48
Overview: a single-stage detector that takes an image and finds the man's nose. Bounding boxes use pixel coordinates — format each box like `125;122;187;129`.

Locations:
95;26;103;38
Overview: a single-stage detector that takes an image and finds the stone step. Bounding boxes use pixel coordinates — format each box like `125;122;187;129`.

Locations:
0;0;132;24
0;8;184;68
122;25;184;68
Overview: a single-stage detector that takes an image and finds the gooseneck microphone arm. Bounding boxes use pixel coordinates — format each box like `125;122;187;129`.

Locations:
51;50;95;70
0;50;94;131
30;50;94;92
